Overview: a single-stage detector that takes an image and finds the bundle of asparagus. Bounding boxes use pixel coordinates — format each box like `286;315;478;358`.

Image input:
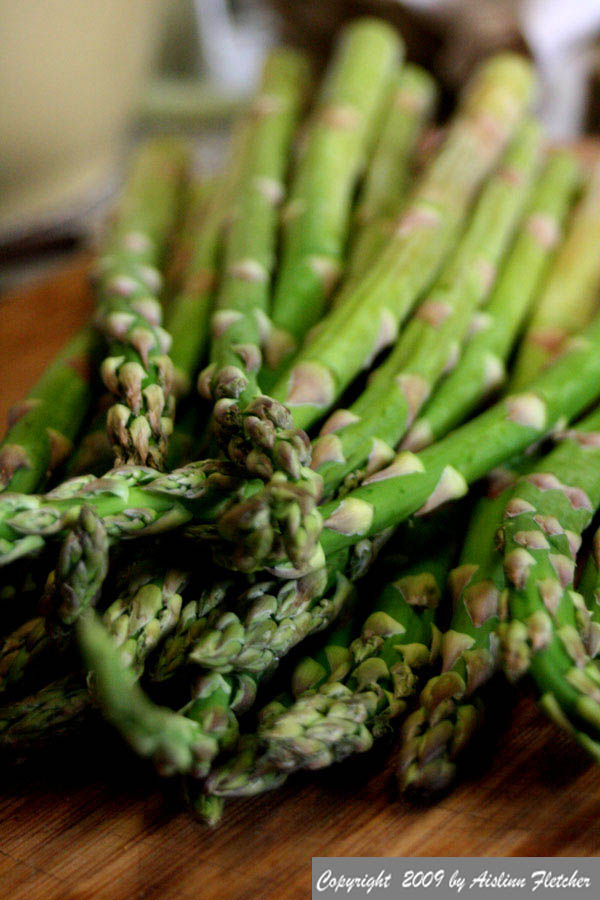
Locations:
4;17;600;828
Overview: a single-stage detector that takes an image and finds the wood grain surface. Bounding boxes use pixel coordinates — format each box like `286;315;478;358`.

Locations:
1;260;600;900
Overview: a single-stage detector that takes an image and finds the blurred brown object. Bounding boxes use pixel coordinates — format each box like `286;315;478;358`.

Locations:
269;0;600;137
269;0;524;100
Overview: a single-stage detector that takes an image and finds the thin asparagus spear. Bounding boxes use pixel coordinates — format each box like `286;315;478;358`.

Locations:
197;49;312;484
164;177;227;399
270;54;536;431
507;159;600;391
203;511;459;803
497;408;600;761
96;138;189;469
0;327;101;494
404;151;581;450
151;551;354;681
262;19;403;381
311;119;542;497
346;64;438;284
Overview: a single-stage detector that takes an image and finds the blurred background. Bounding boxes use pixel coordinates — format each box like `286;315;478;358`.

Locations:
2;0;600;289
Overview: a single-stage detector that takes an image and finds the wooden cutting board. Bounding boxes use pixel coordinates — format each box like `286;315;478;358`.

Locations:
1;259;600;900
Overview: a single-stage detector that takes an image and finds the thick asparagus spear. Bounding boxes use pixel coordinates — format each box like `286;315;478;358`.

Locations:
270;54;536;431
345;64;438;285
262;19;403;380
197;49;312;484
311;119;542;497
497;407;600;760
95;138;189;469
507;159;600;391
0;327;101;494
404;151;581;450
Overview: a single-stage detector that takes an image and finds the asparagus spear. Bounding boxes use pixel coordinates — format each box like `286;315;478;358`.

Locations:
396;479;518;795
201;593;364;802
311;119;542;497
102;567;186;676
151;552;354;680
262;19;403;380
0;327;101;494
497;407;600;760
347;64;438;281
197;49;312;485
0;674;90;752
67;170;228;480
404;151;581;450
576;528;600;659
259;537;456;775
95;138;189;469
77;611;237;777
270;54;536;431
507;159;600;391
0;504;108;694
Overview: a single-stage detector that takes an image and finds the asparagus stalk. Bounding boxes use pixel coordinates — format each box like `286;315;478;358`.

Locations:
270;54;536;431
262;19;403;380
95;138;189;469
497;407;600;760
346;65;438;285
311;119;542;497
507;159;600;391
0;327;101;494
67;171;227;480
404;151;581;450
164;176;228;399
197;49;312;484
